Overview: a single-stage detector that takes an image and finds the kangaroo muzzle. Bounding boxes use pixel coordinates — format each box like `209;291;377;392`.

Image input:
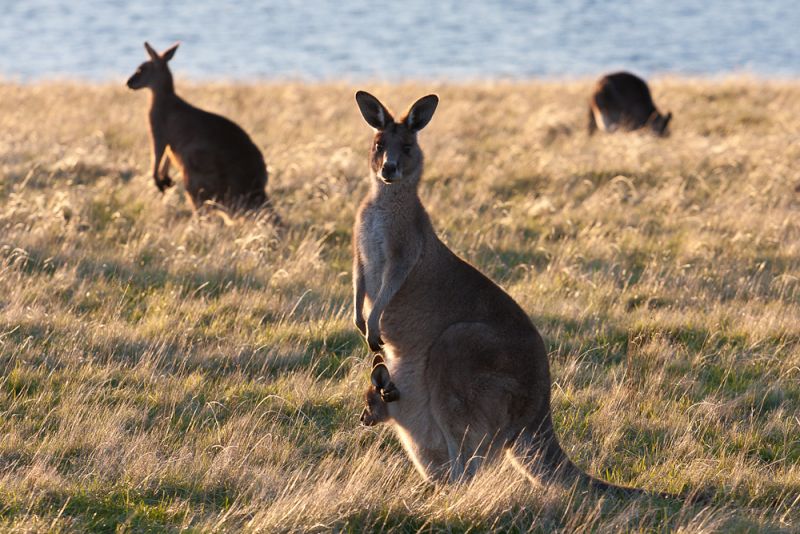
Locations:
380;160;400;182
126;73;141;89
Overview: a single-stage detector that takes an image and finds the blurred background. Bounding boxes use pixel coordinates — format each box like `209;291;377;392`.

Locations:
1;0;799;81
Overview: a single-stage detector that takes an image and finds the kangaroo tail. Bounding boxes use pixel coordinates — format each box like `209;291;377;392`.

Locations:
508;415;702;503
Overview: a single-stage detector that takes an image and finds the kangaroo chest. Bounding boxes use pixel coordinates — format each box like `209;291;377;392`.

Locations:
358;205;393;300
592;107;614;132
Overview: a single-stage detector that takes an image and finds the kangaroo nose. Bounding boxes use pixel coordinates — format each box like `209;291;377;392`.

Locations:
381;162;397;179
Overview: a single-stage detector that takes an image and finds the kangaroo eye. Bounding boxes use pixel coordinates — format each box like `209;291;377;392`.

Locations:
375;142;385;152
402;144;413;155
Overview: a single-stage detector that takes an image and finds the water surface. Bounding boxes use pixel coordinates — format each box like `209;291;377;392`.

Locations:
2;1;798;81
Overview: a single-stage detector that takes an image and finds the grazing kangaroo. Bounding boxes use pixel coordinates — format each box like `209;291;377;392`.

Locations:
127;42;277;215
588;71;672;136
352;90;689;499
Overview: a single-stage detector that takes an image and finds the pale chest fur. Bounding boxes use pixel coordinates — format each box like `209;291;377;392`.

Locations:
357;203;392;303
384;349;446;451
592;106;615;132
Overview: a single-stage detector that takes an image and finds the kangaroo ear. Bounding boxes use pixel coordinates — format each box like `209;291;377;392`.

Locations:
355;91;393;130
370;363;391;390
144;42;160;61
403;94;439;132
371;354;384;368
162;42;179;62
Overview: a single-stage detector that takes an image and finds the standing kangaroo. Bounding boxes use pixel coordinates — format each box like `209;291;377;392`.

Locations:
588;71;672;136
127;42;277;214
352;91;688;499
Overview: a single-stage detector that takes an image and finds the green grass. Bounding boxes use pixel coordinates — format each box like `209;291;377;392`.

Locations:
0;79;799;532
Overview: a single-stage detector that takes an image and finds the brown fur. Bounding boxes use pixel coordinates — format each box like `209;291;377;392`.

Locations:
352;91;691;500
360;386;390;427
588;71;672;137
360;359;397;426
127;42;278;216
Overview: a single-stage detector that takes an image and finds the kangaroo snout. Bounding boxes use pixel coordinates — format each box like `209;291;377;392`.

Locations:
381;161;400;182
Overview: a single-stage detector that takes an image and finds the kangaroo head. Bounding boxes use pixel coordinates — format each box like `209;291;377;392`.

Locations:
360;384;389;426
127;42;179;91
355;91;438;185
649;111;672;137
360;361;397;426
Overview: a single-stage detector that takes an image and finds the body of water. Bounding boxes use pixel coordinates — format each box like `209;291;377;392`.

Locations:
2;1;799;81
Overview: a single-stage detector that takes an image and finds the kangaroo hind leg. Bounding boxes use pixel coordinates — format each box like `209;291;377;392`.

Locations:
428;322;535;482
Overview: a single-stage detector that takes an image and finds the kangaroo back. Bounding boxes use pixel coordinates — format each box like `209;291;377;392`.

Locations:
590;71;672;136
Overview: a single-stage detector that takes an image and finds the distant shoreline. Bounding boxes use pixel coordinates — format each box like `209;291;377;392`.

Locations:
3;74;800;86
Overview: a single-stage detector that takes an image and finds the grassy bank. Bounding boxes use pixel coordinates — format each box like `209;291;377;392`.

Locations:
0;79;799;532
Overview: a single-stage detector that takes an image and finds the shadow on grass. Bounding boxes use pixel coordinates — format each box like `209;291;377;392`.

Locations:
537;312;756;364
2;320;366;389
327;494;753;533
0;319;184;371
12;246;265;303
0;163;135;197
473;244;551;284
537;311;799;412
20;483;233;533
489;173;551;201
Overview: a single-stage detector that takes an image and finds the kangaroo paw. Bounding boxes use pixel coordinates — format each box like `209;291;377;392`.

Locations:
381;381;399;402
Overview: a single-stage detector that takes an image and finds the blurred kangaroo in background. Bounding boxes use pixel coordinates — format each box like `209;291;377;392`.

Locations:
588;71;672;136
352;90;692;500
127;42;279;217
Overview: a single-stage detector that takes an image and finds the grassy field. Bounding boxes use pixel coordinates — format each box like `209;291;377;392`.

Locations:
0;78;799;532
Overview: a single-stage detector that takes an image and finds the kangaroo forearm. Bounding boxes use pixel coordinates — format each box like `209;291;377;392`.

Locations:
369;286;395;323
353;261;367;332
150;142;173;192
159;156;171;177
354;288;366;324
151;157;161;178
368;256;417;325
150;137;166;178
